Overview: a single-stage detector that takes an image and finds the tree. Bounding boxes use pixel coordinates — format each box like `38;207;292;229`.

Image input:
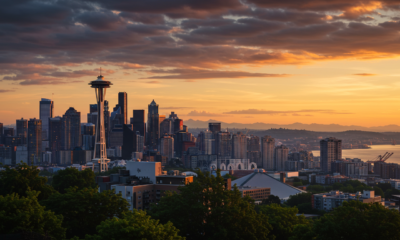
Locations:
0;191;65;240
52;168;96;194
313;201;400;240
0;163;55;200
261;195;281;205
149;170;273;240
259;204;308;240
41;187;129;239
286;193;313;207
85;211;184;240
373;186;384;197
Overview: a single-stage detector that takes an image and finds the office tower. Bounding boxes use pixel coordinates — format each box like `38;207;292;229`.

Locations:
4;127;14;137
261;136;275;171
173;119;183;133
39;98;54;140
209;123;221;133
122;124;138;159
0;146;12;165
16;118;28;144
136;133;144;153
320;137;342;173
110;106;124;130
104;100;110;147
160;118;173;136
160;135;174;160
82;123;95;150
90;104;97;113
118;92;128;124
49;117;63;151
62;107;81;150
147;100;159;150
217;132;231;158
28;118;42;165
274;145;289;171
169;112;178;120
131;110;145;142
247;135;261;166
16;146;28;164
0;123;3;144
73;147;92;165
232;132;247;159
89;75;112;172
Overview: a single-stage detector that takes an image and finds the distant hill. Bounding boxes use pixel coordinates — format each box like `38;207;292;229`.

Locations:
183;119;400;132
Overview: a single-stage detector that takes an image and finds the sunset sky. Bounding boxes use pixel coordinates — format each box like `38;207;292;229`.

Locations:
1;0;400;127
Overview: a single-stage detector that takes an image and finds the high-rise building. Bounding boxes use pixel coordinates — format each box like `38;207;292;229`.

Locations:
173;119;183;133
131;110;145;142
209;123;221;133
247;135;261;165
90;104;97;113
169;112;178;120
261;136;275;171
62;107;81;150
232;132;247;159
39;98;53;140
197;130;214;155
28;118;42;165
320;137;342;173
16;118;28;144
4;127;14;137
104;100;110;147
217;132;231;158
160;118;173;136
82;123;95;150
274;145;289;171
160;135;174;160
147;100;159;150
122;124;138;159
49;117;63;151
118;92;128;124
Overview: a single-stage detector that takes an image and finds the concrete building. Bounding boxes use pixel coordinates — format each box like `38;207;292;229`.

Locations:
126;161;162;184
238;186;271;202
247;135;261;166
217;132;231;158
160;135;174;160
147;100;160;150
28;118;42;165
16;118;28;145
39;98;53;140
261;136;275;171
62;107;81;150
274;145;289;171
312;190;382;211
16;146;28;164
0;146;12;165
232;132;247;159
131;110;146;144
320;137;342;173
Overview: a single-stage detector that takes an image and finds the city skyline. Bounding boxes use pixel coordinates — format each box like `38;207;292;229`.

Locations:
1;1;400;127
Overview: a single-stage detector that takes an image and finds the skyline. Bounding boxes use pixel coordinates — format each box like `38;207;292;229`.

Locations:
2;0;400;126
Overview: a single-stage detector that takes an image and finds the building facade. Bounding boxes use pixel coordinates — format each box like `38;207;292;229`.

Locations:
320;137;342;173
39;98;54;140
261;136;275;171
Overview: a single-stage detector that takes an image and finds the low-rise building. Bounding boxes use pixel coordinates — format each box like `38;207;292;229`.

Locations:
237;186;271;201
312;190;382;211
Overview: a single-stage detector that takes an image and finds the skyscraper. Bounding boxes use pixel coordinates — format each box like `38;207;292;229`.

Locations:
16;118;28;144
147;100;159;150
0;123;3;144
62;107;81;150
160;135;174;160
173;119;183;133
247;135;261;166
49;117;62;151
39;98;53;140
122;124;137;159
104;100;110;147
274;145;288;171
209;123;221;133
117;92;127;124
261;136;275;171
160;118;173;136
131;110;145;143
320;137;342;173
28;118;42;165
217;132;231;158
232;132;247;159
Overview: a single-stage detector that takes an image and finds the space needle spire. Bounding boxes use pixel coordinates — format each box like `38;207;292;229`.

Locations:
89;73;112;172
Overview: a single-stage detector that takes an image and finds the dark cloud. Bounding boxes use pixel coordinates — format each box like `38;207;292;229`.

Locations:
186;110;222;117
75;11;125;31
0;89;15;93
142;69;289;79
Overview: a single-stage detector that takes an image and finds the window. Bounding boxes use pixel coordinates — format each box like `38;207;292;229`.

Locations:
138;196;141;199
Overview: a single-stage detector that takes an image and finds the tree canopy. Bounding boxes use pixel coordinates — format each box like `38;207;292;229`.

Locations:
149;170;273;240
41;187;129;239
84;211;184;240
0;191;65;240
0;163;55;200
261;195;281;205
259;204;308;240
52;168;97;194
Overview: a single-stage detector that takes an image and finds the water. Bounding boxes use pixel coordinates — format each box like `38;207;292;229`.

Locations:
312;145;400;164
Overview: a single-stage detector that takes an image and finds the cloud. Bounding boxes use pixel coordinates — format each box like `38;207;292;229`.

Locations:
223;109;352;115
160;107;192;110
143;68;290;79
146;80;161;84
0;89;15;93
353;73;377;76
186;110;222;117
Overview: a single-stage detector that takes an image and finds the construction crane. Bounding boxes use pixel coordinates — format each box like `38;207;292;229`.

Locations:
367;152;394;163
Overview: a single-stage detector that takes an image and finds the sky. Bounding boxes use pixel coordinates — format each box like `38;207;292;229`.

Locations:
1;0;400;127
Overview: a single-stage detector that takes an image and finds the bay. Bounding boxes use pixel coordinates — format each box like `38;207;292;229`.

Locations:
312;144;400;164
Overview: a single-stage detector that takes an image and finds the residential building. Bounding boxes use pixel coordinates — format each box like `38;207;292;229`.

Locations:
312;190;382;211
232;132;247;159
274;145;289;171
238;186;271;201
320;137;342;173
261;136;275;171
160;135;174;160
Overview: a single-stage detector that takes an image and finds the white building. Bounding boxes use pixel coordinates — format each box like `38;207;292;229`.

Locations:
126;161;162;184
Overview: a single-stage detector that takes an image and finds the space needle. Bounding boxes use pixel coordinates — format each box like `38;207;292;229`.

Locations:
89;73;112;172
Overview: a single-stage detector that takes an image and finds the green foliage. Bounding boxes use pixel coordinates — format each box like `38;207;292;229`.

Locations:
52;168;96;193
41;187;129;239
0;191;65;240
312;201;400;240
385;188;400;199
84;210;184;240
289;224;317;240
261;195;281;205
373;186;384;197
292;182;303;187
376;183;392;192
223;173;237;180
0;163;55;200
149;170;273;240
286;193;313;208
306;185;324;193
259;204;308;240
